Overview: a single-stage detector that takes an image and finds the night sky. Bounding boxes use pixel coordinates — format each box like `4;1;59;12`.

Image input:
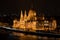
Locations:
0;0;60;30
0;0;60;16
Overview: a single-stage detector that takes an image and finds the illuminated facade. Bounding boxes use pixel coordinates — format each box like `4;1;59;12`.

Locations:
12;9;57;32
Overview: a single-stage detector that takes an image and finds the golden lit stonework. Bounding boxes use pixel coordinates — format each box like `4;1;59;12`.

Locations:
12;9;57;32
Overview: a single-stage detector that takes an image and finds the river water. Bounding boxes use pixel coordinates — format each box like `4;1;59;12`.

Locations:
8;32;60;40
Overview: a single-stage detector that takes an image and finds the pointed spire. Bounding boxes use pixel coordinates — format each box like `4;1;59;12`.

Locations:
24;10;27;18
20;10;23;18
20;10;23;21
24;10;27;21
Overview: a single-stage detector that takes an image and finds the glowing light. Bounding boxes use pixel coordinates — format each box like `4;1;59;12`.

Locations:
12;9;57;31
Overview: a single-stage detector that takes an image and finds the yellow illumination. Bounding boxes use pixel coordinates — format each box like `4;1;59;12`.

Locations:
12;9;57;31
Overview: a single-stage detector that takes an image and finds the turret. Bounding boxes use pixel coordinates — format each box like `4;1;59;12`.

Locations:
20;10;24;21
24;10;27;21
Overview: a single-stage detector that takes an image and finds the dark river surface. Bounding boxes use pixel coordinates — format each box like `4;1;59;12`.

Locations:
0;29;60;40
8;32;60;40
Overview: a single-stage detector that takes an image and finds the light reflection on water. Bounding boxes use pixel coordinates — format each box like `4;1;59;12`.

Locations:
12;32;60;40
